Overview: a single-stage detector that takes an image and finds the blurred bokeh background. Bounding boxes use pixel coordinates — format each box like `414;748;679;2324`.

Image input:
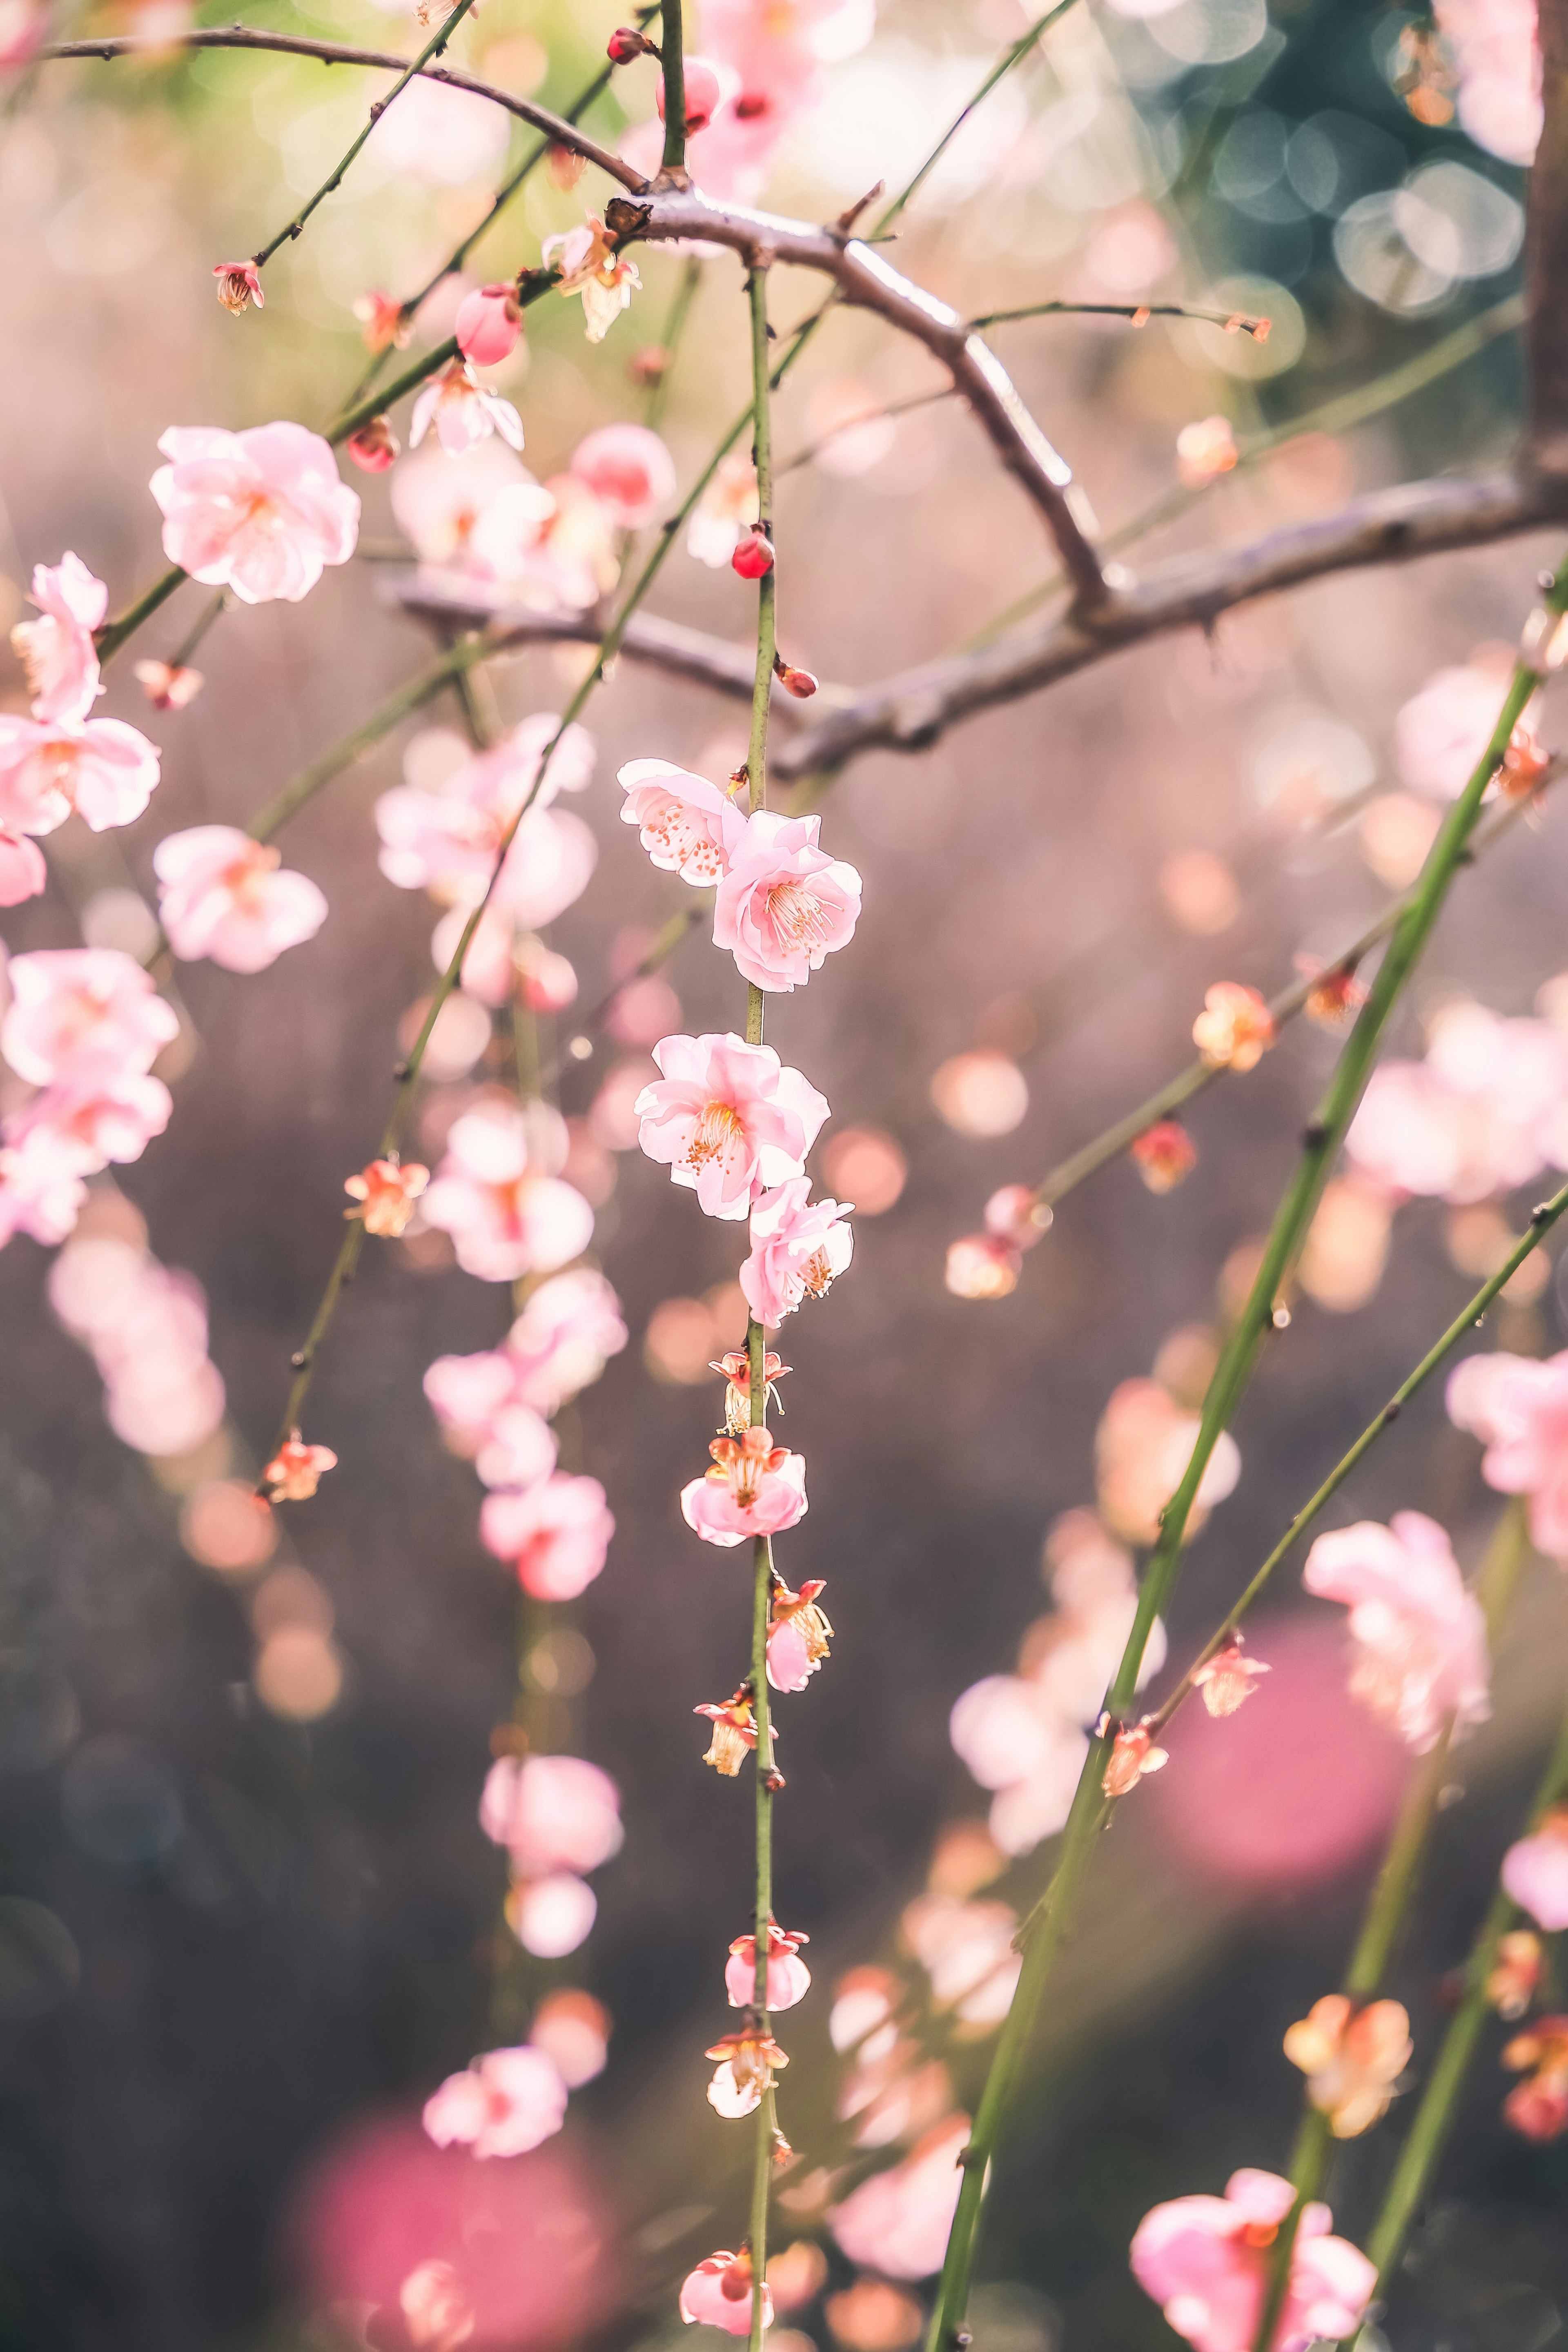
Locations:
3;0;1568;2344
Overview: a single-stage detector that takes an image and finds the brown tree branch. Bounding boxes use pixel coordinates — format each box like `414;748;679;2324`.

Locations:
1528;0;1568;472
386;572;781;701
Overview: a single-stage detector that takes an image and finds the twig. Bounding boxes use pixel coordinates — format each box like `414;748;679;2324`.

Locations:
969;298;1270;336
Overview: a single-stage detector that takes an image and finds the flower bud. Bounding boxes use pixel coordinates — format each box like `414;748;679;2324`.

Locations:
775;661;818;698
657;54;724;131
629;343;671;388
732;525;775;579
212;261;263;315
456;283;523;368
346;415;400;473
606;24;656;61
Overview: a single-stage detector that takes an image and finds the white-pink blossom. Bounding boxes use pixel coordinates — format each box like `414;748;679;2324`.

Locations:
0;1128;89;1247
455;283;523;367
739;1176;853;1324
1501;1813;1568;1930
5;1071;172;1172
392;439;531;568
479;1473;615;1598
0;830;46;904
479;1751;623;1876
421;1107;595;1283
507;1267;627;1414
570;423;676;528
10;551;106;722
679;2251;772;2337
725;1921;811;2010
635;1032;829;1221
1394;659;1523;798
1301;1509;1490;1752
1448;1348;1568;1557
421;2044;568;2159
2;949;178;1086
619;758;746;886
1130;2167;1376;2352
410;359;525;457
830;2114;970;2280
713;808;862;991
682;1430;808;1546
0;713;161;837
151;423;360;604
154;826;327;972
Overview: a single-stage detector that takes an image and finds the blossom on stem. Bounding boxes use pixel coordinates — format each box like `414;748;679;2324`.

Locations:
713;809;862;991
1101;1718;1168;1797
1447;1350;1568;1558
829;2114;970;2280
687;452;759;568
263;1432;337;1502
740;1177;853;1323
1131;1120;1198;1192
1502;2017;1568;2140
421;1107;595;1283
455;283;523;368
1283;1995;1412;2136
410;359;525;457
10;552;105;722
1129;2168;1376;2352
1192;981;1275;1070
1192;1640;1270;1717
352;290;410;352
154;827;327;971
133;659;203;710
635;1032;829;1219
695;1688;757;1775
151;423;360;604
1095;1377;1241;1547
0;714;161;837
344;1156;430;1237
619;758;746;885
682;1426;808;1546
421;2045;568;2158
542;214;642;343
479;1472;615;1599
1301;1510;1490;1752
347;416;400;474
731;525;775;579
1;950;178;1086
679;2248;773;2336
571;424;676;528
768;1577;832;1691
1296;956;1368;1029
726;1918;811;2010
1500;1806;1568;1930
212;260;263;314
1486;1929;1544;2019
0;829;46;905
711;1347;789;1435
5;1072;172;1175
945;1231;1022;1299
479;1752;623;1874
705;2023;788;2117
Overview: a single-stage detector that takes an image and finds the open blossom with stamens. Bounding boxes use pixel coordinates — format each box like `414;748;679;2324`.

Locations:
133;659;203;711
154;827;327;971
682;1428;808;1546
151;423;360;604
1283;1995;1412;2136
1101;1719;1167;1797
410;359;525;457
1192;1640;1270;1717
713;809;862;991
344;1156;429;1237
0;829;46;905
619;758;746;884
10;552;105;722
695;1688;758;1776
1502;2016;1568;2140
636;1032;829;1220
687;451;760;567
1192;982;1275;1070
726;1918;811;2011
705;2023;788;2117
212;260;263;314
421;2044;568;2159
712;1348;789;1435
680;2247;773;2336
0;713;161;837
1486;1929;1544;2019
1501;1806;1568;1930
740;1178;853;1325
263;1432;337;1502
543;214;642;342
2;950;178;1086
421;1108;595;1283
1447;1349;1568;1557
479;1473;615;1599
1302;1510;1490;1752
768;1578;833;1691
1130;2168;1376;2352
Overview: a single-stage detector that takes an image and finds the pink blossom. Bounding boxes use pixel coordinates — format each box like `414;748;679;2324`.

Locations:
1301;1510;1490;1751
4;1072;172;1172
0;1129;88;1247
377;719;596;908
1447;1348;1568;1556
570;423;677;528
0;713;161;837
619;758;746;885
681;1428;808;1546
479;1473;615;1598
392;439;530;568
212;261;264;315
455;282;523;367
2;949;178;1086
767;1577;832;1691
1095;1377;1242;1547
410;359;525;457
421;2045;568;2159
1129;2167;1376;2352
423;1348;518;1450
10;551;105;722
713;808;862;991
901;1895;1022;2024
726;1920;811;2010
1501;1811;1568;1930
635;1031;829;1220
542;214;642;343
151;423;360;604
1394;660;1523;797
507;1267;627;1413
421;1107;595;1283
154;827;327;972
510;1872;597;1957
739;1176;853;1324
680;2250;772;2336
0;830;45;904
479;1752;623;1875
830;2114;970;2280
472;1403;558;1494
1434;0;1541;164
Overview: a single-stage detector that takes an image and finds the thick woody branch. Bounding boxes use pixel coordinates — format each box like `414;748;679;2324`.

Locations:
1528;0;1568;472
385;573;775;700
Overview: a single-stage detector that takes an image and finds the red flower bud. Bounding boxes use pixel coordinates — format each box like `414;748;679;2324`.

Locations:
732;525;775;579
606;25;654;61
347;415;400;473
777;663;817;698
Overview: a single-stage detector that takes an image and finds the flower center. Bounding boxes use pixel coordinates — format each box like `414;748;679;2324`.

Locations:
686;1099;744;1169
765;879;831;951
801;1245;836;1298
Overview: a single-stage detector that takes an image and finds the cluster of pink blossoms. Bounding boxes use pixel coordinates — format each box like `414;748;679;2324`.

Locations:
48;1214;226;1459
1301;1510;1491;1755
1346;996;1568;1207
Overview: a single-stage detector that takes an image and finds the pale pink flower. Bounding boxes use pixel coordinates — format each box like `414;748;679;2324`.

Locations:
506;1267;627;1413
4;1071;172;1172
343;1156;429;1237
726;1919;811;2010
133;659;203;712
0;830;45;904
479;1752;623;1875
455;282;523;367
1131;2169;1375;2352
10;551;106;722
1434;0;1541;164
0;713;161;837
479;1473;615;1598
2;949;178;1086
263;1432;336;1502
619;757;746;885
1301;1509;1490;1751
410;359;525;457
423;1348;518;1452
421;1107;595;1283
713;808;862;992
1176;415;1238;488
1192;981;1275;1071
392;439;530;567
767;1577;832;1691
0;1128;88;1247
1345;1061;1468;1198
1102;1719;1169;1796
376;718;595;902
543;213;642;343
686;452;759;567
1448;1348;1568;1556
830;2114;970;2281
153;826;327;972
901;1895;1021;2025
1282;1994;1412;2137
681;1426;808;1546
529;1987;610;2087
509;1872;597;1957
705;2023;787;2116
472;1402;558;1493
680;2249;772;2336
421;2044;568;2159
635;1031;829;1220
570;423;677;528
1502;1811;1568;1930
151;423;360;604
739;1176;853;1324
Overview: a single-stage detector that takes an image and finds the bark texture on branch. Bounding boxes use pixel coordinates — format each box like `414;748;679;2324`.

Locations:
1528;0;1568;474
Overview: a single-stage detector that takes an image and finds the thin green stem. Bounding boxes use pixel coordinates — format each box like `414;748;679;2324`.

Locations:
251;0;480;270
167;588;228;671
660;0;686;175
969;298;1269;335
873;0;1078;233
95;565;186;665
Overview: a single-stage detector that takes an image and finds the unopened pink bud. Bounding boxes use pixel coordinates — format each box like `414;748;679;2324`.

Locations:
346;415;400;473
732;526;775;579
606;24;654;61
456;283;523;368
657;54;724;130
